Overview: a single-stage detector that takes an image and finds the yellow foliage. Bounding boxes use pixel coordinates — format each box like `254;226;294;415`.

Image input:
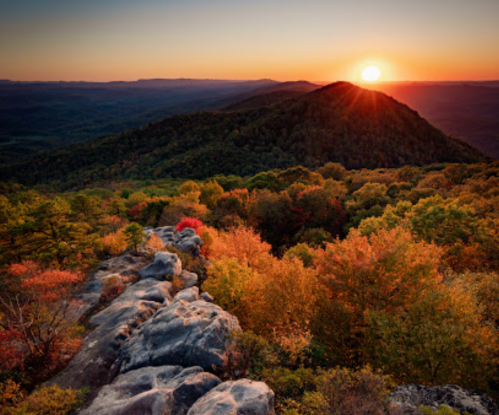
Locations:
2;385;86;415
145;234;165;253
101;227;128;255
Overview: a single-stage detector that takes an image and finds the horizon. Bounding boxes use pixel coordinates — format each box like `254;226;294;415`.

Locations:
1;0;498;83
2;77;499;84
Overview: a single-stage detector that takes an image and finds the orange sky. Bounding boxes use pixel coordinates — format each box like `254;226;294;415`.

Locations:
1;0;498;82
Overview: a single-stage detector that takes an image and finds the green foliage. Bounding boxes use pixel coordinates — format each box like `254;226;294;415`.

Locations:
124;222;144;253
203;259;257;314
365;288;497;388
199;180;224;209
419;405;461;415
281;366;396;415
2;83;484;188
284;243;317;267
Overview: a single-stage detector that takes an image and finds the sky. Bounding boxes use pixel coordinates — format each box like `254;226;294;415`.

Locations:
1;0;498;82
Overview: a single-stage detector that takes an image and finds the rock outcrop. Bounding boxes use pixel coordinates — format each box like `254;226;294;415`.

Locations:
48;229;273;415
187;379;276;415
77;254;150;317
139;252;182;280
145;226;204;256
118;287;242;373
80;365;221;415
178;270;198;289
390;384;499;415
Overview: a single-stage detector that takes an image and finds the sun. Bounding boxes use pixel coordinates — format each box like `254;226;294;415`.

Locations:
361;65;381;82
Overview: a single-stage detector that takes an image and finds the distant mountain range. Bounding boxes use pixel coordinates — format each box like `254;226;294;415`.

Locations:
0;78;282;164
373;82;499;159
1;78;498;167
1;82;485;188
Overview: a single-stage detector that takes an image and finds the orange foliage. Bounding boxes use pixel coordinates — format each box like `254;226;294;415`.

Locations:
0;261;85;379
207;226;271;270
101;228;128;255
204;226;318;337
145;233;166;253
315;226;442;316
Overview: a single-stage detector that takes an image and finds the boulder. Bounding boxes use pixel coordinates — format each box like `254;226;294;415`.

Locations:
139;252;182;280
48;299;160;391
118;288;241;373
200;292;214;303
49;278;171;392
178;270;198;289
389;384;499;415
115;279;173;304
187;379;275;415
148;226;204;256
80;365;221;415
76;254;150;317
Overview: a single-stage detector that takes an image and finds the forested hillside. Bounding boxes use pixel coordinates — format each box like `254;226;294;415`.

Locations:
0;78;282;164
1;82;485;189
2;161;499;414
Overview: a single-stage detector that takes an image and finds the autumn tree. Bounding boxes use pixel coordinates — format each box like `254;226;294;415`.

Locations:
0;262;85;381
200;180;224;209
365;287;498;388
314;226;442;364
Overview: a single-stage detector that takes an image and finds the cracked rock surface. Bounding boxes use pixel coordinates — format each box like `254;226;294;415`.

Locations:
118;287;241;373
80;365;221;415
187;379;276;415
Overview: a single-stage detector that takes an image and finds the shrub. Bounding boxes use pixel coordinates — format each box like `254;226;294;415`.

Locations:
176;217;203;233
3;385;87;415
99;276;126;304
283;366;398;415
101;228;128;255
144;234;165;254
223;331;276;379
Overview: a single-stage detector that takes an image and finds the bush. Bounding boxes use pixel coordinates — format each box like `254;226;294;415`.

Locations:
176;217;203;233
99;276;126;304
2;385;87;415
283;367;398;415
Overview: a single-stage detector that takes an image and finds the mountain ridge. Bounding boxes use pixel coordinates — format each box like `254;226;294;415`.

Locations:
1;81;486;188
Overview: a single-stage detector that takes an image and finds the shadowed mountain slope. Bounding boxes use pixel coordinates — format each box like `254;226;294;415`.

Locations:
2;82;485;188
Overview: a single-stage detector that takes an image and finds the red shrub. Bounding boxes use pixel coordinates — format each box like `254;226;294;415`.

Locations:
176;217;204;233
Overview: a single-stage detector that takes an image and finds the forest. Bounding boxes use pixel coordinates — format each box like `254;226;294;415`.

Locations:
1;160;499;414
1;82;485;189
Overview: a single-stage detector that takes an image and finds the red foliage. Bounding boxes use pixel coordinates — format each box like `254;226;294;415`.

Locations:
128;201;147;218
0;261;86;378
176;217;204;233
8;262;84;303
0;328;25;371
99;278;126;303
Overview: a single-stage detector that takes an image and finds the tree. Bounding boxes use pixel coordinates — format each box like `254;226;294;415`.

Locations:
365;288;498;388
0;262;85;381
200;180;224;209
314;226;443;364
124;223;144;254
11;197;100;267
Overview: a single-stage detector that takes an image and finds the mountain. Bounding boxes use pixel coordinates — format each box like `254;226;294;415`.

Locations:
1;82;485;188
0;78;280;164
373;82;499;159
